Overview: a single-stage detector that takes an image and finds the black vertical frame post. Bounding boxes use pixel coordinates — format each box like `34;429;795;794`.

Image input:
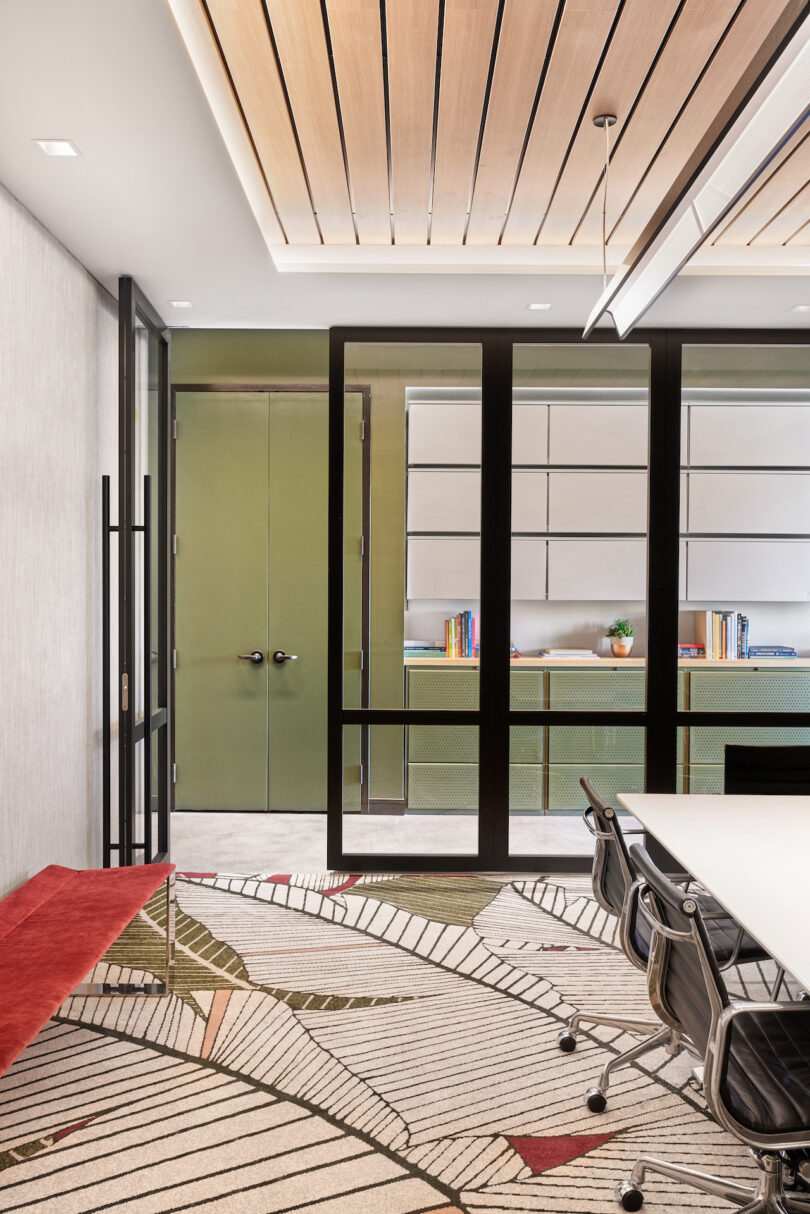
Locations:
143;475;152;861
645;333;682;869
478;334;512;865
118;278;136;867
327;330;346;867
157;332;171;861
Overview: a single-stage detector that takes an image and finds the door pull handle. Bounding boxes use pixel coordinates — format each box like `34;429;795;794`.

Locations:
237;650;265;664
272;650;299;664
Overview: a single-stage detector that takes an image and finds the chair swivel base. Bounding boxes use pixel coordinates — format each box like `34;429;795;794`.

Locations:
617;1151;810;1212
558;1012;689;1113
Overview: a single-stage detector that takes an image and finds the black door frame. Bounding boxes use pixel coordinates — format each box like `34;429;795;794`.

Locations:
170;383;372;813
327;325;810;873
107;276;171;865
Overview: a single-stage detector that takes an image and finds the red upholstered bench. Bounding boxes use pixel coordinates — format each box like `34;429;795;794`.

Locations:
0;863;175;1077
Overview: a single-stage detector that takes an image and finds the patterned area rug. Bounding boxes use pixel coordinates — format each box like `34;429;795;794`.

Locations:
0;873;788;1213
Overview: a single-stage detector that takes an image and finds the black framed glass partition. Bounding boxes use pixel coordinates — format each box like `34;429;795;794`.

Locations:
328;327;810;873
103;277;171;866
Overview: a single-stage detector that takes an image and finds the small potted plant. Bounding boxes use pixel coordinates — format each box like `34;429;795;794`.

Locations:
607;619;634;658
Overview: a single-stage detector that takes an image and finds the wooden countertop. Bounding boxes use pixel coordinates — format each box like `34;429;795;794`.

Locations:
404;656;810;669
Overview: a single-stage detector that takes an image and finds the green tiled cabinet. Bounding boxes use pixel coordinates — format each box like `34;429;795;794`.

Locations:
405;664;810;813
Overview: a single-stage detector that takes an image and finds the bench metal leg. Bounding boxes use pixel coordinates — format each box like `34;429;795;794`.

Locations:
73;872;175;998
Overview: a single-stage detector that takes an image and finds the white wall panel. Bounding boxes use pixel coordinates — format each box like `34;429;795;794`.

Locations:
688;472;810;534
548;404;648;465
689;405;810;467
407;469;480;531
547;539;647;600
408;402;481;464
512;471;547;532
548;471;646;533
687;540;810;601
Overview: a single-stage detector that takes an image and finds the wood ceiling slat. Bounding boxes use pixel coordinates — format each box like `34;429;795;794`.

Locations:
465;0;557;247
264;0;355;244
787;217;810;244
205;0;320;244
535;0;680;248
386;0;440;245
752;178;810;246
714;121;810;244
572;0;740;248
501;0;620;247
608;0;806;249
430;0;500;246
324;0;390;244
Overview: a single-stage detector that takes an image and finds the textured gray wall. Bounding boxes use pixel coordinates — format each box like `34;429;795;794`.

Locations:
0;183;117;896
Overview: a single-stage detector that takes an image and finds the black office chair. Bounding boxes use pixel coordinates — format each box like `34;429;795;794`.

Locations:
615;843;810;1213
725;744;810;797
558;778;772;1113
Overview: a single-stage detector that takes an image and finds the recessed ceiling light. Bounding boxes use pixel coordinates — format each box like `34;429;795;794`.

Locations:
169;300;194;309
791;304;810;313
34;139;79;157
527;302;552;311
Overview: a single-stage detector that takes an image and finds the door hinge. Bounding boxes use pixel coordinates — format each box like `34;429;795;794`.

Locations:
172;763;177;784
359;765;363;786
359;650;364;671
361;418;365;440
172;648;177;670
360;536;364;556
121;672;129;712
172;534;177;555
173;418;178;440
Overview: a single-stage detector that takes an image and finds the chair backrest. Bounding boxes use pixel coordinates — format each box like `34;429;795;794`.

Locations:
630;842;729;1057
724;744;810;795
580;777;635;918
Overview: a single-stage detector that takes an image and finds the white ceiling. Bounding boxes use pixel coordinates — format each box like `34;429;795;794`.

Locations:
0;0;808;331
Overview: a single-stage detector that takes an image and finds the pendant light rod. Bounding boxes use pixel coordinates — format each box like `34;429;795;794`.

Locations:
593;113;617;292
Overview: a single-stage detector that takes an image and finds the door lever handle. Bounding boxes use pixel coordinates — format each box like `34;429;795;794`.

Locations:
272;650;299;664
237;650;264;664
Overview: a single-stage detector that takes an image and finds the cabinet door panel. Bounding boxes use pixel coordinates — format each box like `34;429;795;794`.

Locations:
408;403;481;464
407;536;480;598
688;472;810;534
688;405;810;467
547;539;646;599
511;538;547;599
512;471;547;532
548;471;646;532
549;404;648;465
407;469;480;532
513;405;548;464
687;540;810;601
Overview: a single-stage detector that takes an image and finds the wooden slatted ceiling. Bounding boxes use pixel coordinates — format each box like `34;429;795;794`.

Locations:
534;0;682;247
324;0;390;244
203;0;320;244
430;0;500;246
386;0;439;245
200;0;809;253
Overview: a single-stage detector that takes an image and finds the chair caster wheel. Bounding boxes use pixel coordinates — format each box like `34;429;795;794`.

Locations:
557;1030;577;1053
616;1180;643;1211
586;1086;607;1113
798;990;809;1001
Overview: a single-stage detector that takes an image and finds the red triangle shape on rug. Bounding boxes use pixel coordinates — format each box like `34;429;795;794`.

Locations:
507;1133;615;1174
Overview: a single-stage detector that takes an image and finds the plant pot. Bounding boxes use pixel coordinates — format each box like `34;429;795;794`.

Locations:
609;637;634;658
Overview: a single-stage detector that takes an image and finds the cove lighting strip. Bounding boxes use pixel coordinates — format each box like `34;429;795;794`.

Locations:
584;12;810;339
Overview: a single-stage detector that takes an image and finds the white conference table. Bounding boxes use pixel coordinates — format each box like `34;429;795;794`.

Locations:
617;793;810;991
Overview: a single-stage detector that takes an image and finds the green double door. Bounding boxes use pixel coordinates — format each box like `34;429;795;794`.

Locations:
174;389;364;811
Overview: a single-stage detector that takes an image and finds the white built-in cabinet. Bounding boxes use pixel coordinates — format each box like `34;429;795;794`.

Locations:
406;390;810;602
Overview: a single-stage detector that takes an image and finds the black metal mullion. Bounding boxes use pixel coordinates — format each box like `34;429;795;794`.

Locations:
143;476;152;862
157;327;171;862
327;330;346;868
477;333;512;867
118;277;136;867
102;476;111;867
645;332;682;869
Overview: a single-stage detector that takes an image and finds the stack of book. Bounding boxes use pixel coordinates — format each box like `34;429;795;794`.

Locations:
404;639;445;658
695;610;750;659
678;643;705;658
445;611;476;658
749;645;797;659
541;647;599;659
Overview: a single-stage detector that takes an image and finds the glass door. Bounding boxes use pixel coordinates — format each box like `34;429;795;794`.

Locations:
106;277;171;865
